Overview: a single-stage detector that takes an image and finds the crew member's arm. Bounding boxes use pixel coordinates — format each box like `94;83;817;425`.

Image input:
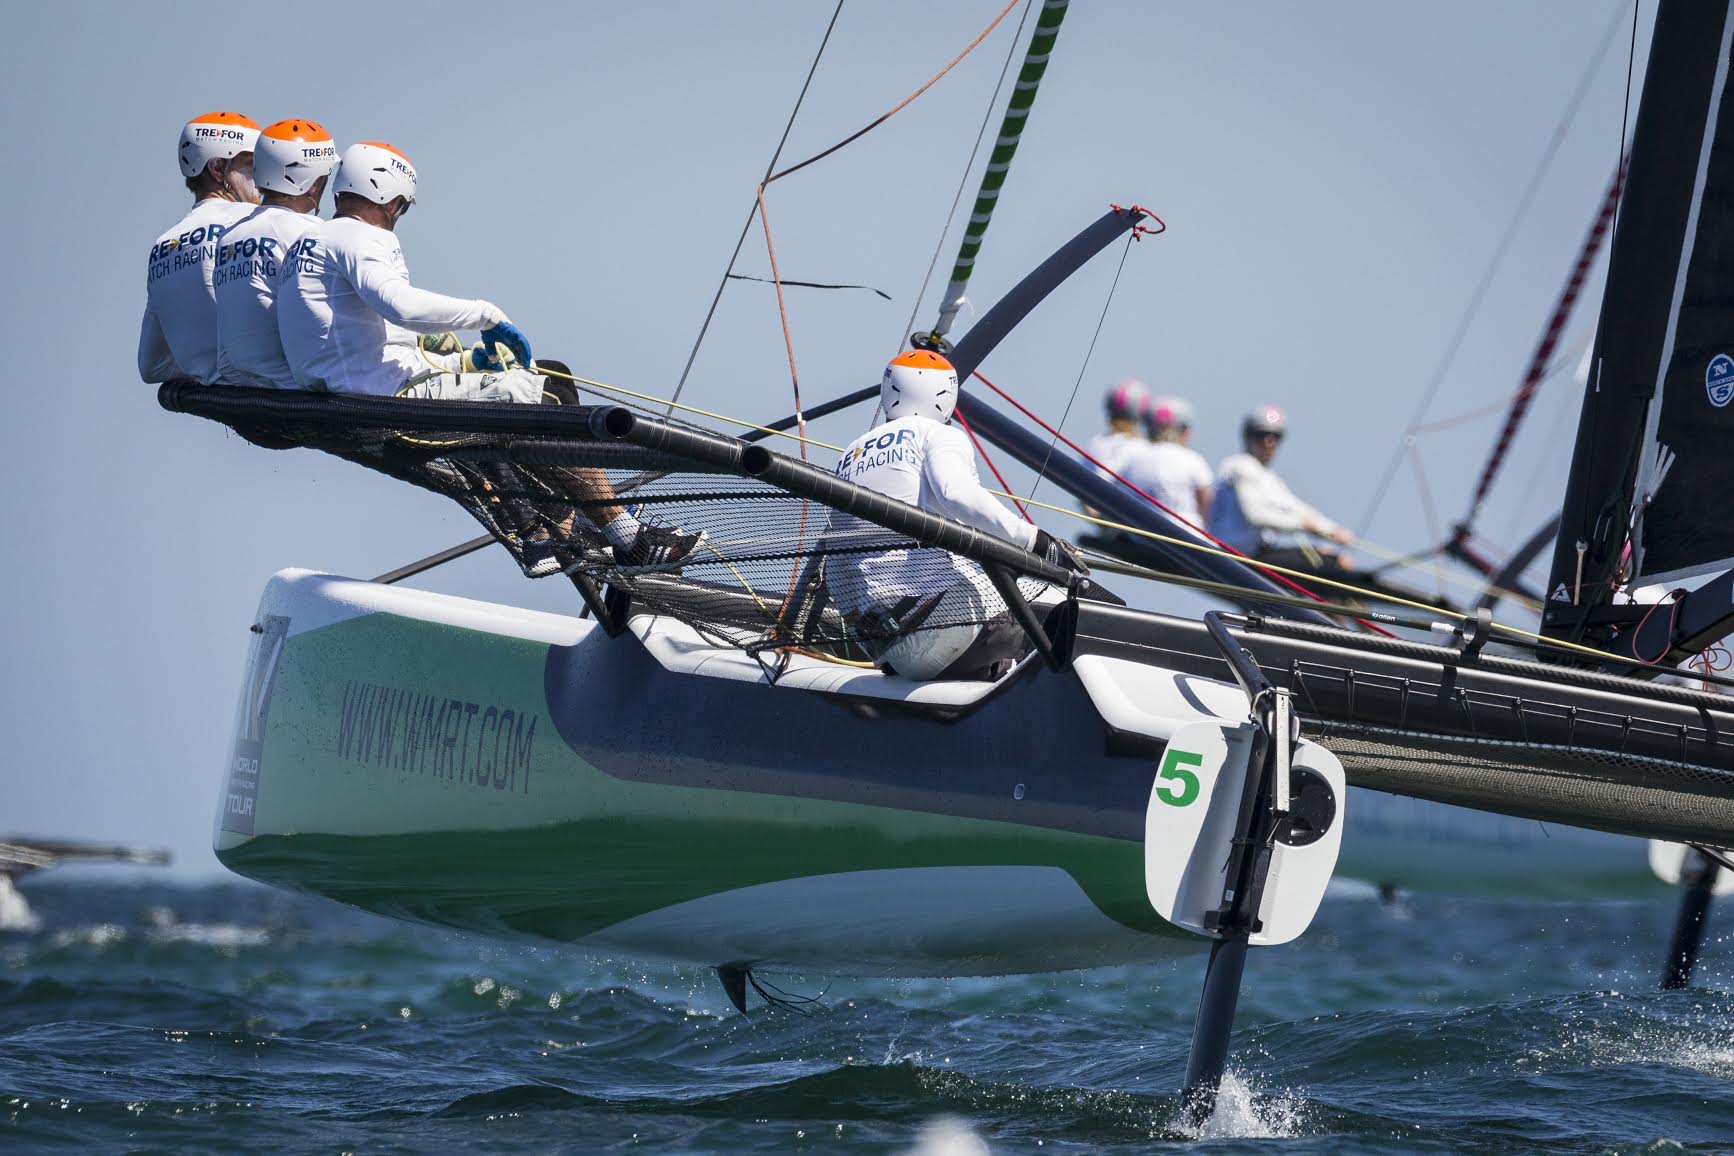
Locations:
923;426;1039;550
138;302;182;383
345;237;506;334
1232;468;1348;543
1192;455;1215;522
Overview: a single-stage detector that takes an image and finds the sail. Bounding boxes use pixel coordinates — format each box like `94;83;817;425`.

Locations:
1548;2;1734;609
1634;3;1734;583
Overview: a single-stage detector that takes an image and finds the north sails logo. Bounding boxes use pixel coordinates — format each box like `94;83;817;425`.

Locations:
1708;353;1734;407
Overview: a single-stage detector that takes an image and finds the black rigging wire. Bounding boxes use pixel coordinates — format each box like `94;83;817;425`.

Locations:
724;273;892;300
1026;233;1135;504
1354;0;1632;537
898;0;1034;349
666;0;846;415
1558;0;1640;647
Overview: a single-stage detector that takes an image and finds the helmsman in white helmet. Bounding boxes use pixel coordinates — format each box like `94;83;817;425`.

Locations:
212;118;339;389
278;140;700;570
139;112;262;384
825;350;1082;681
1123;394;1213;530
1208;405;1353;572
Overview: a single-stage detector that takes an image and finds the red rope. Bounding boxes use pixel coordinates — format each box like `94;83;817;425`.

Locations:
957;410;1032;522
1110;203;1167;240
1464;158;1626;524
1632;589;1683;666
969;369;1398;637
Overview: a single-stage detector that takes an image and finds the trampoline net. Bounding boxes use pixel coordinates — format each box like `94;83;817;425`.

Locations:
163;383;1051;664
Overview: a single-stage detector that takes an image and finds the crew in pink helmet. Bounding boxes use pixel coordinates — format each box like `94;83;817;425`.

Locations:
1125;394;1213;529
1085;378;1153;482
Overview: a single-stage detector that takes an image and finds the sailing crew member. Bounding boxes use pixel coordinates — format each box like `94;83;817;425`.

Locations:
278;141;701;570
1208;405;1353;571
139;112;262;384
827;350;1080;681
212;119;339;389
1123;394;1213;528
1086;378;1153;480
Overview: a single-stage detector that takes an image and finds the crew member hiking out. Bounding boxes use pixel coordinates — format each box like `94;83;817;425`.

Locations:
213;119;339;389
825;350;1082;681
1124;394;1213;530
1208;405;1354;576
277;141;702;572
139;112;262;385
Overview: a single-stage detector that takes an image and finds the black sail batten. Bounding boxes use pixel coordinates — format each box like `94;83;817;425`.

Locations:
1547;1;1734;639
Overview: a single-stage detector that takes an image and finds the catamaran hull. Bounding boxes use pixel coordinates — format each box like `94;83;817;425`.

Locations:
214;571;1661;978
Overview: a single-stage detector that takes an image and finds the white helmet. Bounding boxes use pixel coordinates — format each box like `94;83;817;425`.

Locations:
881;349;959;423
255;118;338;197
178;111;260;179
332;141;417;208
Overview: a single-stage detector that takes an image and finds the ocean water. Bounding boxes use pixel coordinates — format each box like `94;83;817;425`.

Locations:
3;877;1732;1153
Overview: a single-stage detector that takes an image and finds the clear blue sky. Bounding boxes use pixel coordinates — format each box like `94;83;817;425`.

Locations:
0;1;1646;873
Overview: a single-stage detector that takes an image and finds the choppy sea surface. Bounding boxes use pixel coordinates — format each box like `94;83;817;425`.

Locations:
3;876;1733;1153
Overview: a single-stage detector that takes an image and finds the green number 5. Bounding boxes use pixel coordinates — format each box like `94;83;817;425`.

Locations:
1155;748;1203;807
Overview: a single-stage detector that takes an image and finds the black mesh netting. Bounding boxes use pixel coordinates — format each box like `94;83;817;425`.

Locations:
164;384;1052;665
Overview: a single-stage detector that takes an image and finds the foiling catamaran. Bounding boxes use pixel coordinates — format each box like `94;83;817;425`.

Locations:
164;0;1734;1117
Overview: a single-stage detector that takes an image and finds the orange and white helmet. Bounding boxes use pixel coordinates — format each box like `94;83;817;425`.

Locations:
881;349;959;423
178;111;261;179
332;141;417;208
255;118;338;197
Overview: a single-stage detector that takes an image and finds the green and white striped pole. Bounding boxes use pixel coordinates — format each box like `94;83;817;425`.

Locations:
918;0;1069;348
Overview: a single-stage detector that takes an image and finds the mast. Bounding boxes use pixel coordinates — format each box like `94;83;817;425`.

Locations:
915;0;1069;348
1544;1;1734;646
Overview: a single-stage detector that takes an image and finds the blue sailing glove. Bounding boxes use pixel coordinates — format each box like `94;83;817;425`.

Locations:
480;321;533;369
463;342;505;373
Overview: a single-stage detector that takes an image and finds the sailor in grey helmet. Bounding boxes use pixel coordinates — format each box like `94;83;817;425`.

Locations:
1208;405;1354;572
825;350;1082;681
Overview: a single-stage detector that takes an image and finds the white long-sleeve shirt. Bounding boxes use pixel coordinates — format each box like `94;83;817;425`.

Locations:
139;198;256;383
211;204;320;389
278;215;505;394
1207;451;1336;554
825;415;1038;616
1084;430;1146;481
1123;442;1214;529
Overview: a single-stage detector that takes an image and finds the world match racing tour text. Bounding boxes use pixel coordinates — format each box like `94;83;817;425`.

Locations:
336;681;537;794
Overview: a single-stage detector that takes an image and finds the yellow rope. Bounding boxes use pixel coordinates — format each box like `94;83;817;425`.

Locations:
1333;531;1543;614
519;362;1634;666
534;363;845;453
1001;492;1620;662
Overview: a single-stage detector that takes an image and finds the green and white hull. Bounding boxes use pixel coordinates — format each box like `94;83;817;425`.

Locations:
214;569;1653;978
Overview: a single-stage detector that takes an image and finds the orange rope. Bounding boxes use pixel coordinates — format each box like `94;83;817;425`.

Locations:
755;186;807;460
751;1;1025;619
766;0;1022;185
